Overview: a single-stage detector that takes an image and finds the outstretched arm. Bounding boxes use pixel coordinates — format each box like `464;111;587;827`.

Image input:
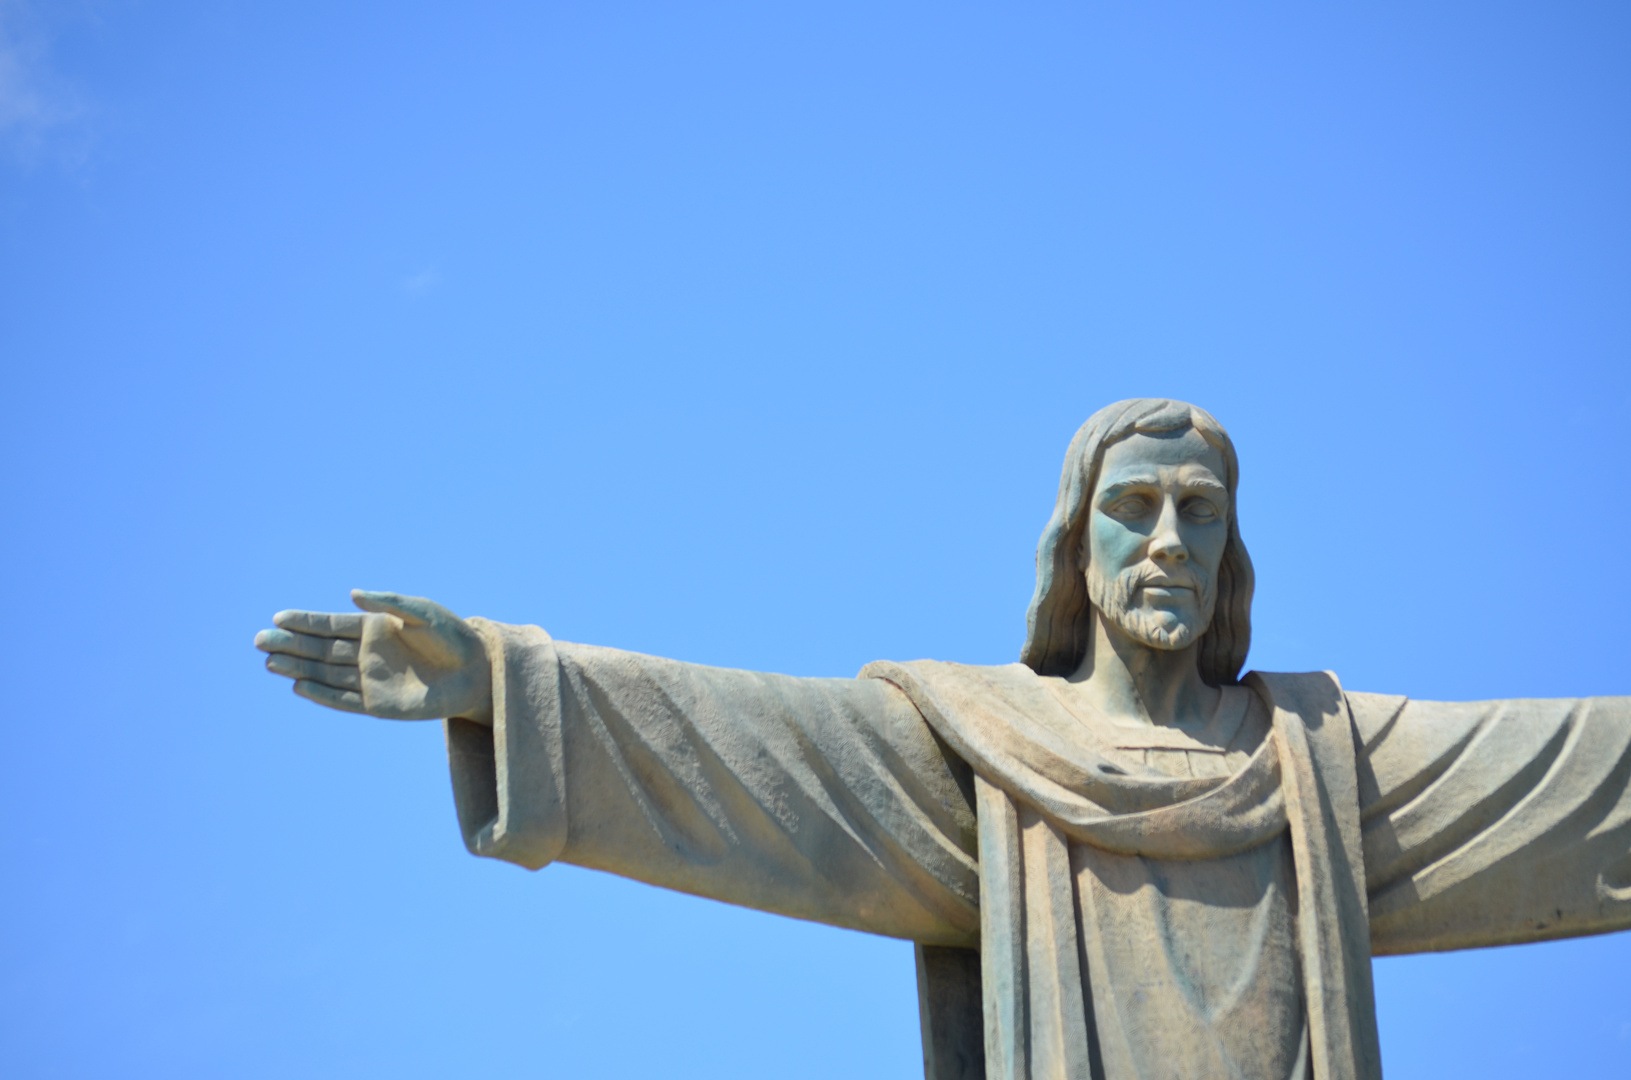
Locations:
255;595;980;946
1351;690;1631;954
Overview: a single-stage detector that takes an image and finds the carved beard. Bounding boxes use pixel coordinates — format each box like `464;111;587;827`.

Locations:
1086;561;1217;651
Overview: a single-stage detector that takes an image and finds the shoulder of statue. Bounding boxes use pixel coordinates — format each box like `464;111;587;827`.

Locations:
1242;669;1407;773
858;657;1038;692
858;659;1062;745
1243;669;1408;748
1241;669;1345;718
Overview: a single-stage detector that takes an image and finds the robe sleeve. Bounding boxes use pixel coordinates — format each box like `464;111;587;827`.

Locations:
440;619;982;946
1349;689;1631;954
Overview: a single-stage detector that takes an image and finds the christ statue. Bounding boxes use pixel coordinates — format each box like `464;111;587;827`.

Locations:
255;398;1631;1080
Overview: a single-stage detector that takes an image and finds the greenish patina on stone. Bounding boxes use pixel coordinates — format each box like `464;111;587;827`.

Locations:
257;399;1631;1080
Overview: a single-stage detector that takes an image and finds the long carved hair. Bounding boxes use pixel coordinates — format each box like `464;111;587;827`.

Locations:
1020;398;1255;684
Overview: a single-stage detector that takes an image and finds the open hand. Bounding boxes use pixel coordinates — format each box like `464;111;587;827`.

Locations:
254;591;492;722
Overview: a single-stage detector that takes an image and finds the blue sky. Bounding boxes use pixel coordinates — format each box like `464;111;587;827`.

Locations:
3;3;1629;1077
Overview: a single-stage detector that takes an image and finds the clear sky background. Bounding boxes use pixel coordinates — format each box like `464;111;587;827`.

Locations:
3;3;1629;1077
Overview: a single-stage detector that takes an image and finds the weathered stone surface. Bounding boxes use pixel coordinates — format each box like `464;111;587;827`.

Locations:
257;398;1631;1080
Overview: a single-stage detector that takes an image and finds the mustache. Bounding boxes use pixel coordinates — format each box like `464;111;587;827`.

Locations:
1113;562;1209;599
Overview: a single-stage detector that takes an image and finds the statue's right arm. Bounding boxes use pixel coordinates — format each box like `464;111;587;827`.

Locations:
256;594;980;947
255;590;494;722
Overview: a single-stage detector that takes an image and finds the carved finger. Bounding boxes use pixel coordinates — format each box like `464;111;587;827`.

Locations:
351;590;437;627
255;628;359;664
293;679;366;714
266;653;362;691
273;610;366;638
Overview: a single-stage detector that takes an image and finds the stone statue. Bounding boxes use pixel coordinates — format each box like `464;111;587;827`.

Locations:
255;399;1631;1080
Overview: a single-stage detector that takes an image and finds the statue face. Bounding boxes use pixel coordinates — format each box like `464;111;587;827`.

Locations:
1085;428;1231;651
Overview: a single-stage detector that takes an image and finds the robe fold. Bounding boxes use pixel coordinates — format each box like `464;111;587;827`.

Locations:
444;619;1631;1079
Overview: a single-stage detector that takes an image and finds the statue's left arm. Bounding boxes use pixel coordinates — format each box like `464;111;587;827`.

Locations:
1350;690;1631;954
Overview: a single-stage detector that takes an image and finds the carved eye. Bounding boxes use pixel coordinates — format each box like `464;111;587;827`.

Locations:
1107;495;1151;518
1183;499;1220;522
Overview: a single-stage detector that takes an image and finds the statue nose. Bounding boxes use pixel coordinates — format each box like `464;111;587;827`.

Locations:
1150;529;1188;562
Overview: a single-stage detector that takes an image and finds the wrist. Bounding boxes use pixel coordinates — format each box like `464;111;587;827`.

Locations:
451;626;495;725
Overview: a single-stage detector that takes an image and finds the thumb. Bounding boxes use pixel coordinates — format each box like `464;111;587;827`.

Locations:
351;589;451;627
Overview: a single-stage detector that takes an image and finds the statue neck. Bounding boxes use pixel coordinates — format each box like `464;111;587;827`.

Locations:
1065;610;1219;728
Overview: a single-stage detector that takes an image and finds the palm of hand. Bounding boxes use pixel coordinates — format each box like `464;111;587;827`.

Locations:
255;591;493;723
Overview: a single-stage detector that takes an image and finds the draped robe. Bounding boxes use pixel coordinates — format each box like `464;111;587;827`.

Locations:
442;620;1631;1080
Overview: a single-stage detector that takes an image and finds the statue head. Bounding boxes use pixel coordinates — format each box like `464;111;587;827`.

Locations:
1021;399;1254;684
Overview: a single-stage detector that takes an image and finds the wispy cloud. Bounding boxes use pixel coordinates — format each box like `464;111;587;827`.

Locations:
0;0;90;168
403;266;441;296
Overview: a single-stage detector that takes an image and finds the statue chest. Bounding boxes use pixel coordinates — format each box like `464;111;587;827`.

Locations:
1073;832;1308;1080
